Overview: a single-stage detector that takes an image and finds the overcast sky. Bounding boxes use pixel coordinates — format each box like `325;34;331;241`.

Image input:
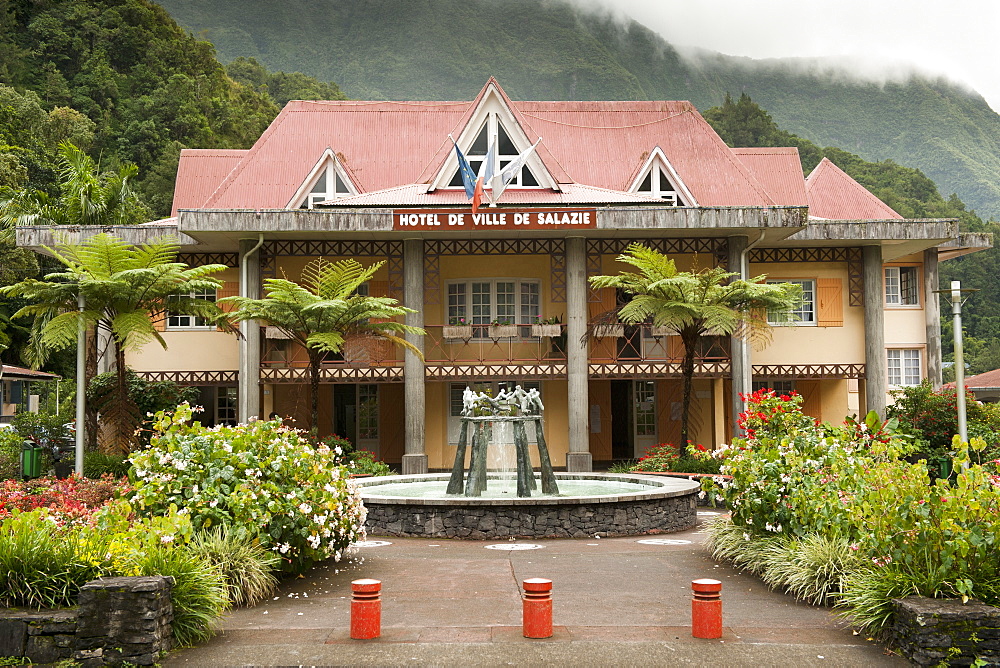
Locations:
592;0;1000;113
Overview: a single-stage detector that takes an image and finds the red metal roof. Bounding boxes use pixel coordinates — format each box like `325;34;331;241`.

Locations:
733;148;808;206
805;158;902;220
173;80;896;217
1;364;60;380
172;149;247;217
944;368;1000;390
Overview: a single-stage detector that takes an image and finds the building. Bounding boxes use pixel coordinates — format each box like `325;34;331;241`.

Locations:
0;364;60;424
17;79;989;470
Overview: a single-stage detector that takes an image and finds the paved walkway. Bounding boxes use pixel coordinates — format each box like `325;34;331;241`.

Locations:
165;514;903;667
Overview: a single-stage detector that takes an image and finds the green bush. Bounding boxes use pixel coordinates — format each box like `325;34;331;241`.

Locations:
130;404;367;574
888;380;1000;461
345;449;392;476
0;429;22;480
189;526;279;607
83;451;130;478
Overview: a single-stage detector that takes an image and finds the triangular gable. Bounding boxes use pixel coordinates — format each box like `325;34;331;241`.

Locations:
285;148;358;208
422;78;567;192
626;147;698;206
806;158;902;220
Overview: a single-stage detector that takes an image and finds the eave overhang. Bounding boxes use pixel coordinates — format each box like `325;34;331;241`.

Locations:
784;219;963;261
937;232;993;261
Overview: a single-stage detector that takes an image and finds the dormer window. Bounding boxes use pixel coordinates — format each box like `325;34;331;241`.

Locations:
302;165;353;208
636;166;680;205
448;118;540;188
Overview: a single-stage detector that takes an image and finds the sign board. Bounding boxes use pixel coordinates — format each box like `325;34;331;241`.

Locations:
393;208;597;231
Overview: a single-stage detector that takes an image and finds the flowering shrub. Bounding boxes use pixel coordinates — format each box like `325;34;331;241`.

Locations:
129;404;367;574
737;388;816;441
704;393;1000;634
631;443;680;472
0;474;125;526
888;380;1000;461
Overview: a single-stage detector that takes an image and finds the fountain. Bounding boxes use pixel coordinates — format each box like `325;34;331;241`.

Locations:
356;385;701;539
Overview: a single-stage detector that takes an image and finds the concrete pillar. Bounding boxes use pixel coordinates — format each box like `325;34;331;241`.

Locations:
863;245;887;417
728;236;750;436
924;249;943;389
238;238;262;422
565;237;592;472
401;238;427;474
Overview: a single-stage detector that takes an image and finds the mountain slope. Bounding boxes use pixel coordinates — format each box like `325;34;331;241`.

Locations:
156;0;1000;221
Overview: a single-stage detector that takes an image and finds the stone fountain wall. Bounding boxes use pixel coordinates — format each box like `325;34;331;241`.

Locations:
364;489;697;539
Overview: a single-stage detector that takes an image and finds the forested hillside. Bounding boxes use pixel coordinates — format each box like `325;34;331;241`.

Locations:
0;0;343;215
157;0;1000;221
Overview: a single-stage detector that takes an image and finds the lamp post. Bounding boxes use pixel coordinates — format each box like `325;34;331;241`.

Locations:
951;281;968;444
75;293;85;475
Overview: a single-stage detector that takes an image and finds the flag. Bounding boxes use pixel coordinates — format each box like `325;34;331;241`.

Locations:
450;135;477;198
472;139;496;213
494;138;541;202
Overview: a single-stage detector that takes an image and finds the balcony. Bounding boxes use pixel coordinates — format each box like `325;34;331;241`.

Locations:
259;324;731;382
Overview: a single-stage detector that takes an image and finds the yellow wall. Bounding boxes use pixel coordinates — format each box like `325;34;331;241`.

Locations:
127;330;239;371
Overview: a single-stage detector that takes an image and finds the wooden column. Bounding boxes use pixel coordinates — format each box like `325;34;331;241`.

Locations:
402;238;427;474
863;245;887;417
565;236;592;472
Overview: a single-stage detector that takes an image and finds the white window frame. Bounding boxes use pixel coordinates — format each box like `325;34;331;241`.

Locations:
302;164;353;208
447;278;540;338
885;266;920;307
635;165;679;204
167;288;217;330
766;279;816;326
887;348;922;386
447;116;543;190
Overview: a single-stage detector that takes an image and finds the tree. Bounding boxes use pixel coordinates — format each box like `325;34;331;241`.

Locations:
0;233;230;453
221;258;425;433
589;243;802;445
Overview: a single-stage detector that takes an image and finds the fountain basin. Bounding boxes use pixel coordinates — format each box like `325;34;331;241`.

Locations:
356;473;700;539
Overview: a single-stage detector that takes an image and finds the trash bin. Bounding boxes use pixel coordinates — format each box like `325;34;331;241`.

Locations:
52;441;73;479
20;440;44;480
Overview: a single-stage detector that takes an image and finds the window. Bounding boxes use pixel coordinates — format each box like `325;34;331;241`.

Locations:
358;384;379;440
766;279;815;325
447;279;540;337
635;165;680;205
216;387;237;426
300;164;353;208
448;118;540;189
885;267;919;306
167;289;217;329
887;349;921;386
752;379;795;395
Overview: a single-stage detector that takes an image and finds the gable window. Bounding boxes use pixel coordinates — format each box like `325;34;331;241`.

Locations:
887;349;921;386
167;289;217;329
448;118;540;189
885;266;919;306
447;279;540;337
766;279;815;325
635;165;680;205
301;164;352;208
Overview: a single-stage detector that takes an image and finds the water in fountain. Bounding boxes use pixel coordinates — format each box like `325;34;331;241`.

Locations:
488;420;518;495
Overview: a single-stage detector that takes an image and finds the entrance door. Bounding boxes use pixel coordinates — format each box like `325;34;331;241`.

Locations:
333;384;380;455
632;380;657;458
610;380;632;460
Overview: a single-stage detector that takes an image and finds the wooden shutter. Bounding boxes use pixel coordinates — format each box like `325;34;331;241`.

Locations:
152;310;167;332
368;280;389;298
587;380;612;461
798;380;822;420
817;278;843;327
589;288;618;360
216;281;239;312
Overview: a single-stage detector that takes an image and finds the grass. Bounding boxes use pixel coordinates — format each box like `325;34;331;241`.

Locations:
190;526;279;607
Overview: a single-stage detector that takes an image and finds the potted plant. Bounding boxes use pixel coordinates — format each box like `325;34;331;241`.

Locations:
443;317;473;340
488;318;518;338
531;315;562;338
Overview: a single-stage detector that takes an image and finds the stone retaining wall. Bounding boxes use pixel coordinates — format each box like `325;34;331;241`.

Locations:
892;596;1000;666
0;576;173;666
365;492;697;539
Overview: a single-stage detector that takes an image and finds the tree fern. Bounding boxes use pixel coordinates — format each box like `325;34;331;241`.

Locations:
222;257;425;432
590;243;802;444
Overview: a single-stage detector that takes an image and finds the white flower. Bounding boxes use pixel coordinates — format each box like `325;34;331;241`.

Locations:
298;503;312;514
278;543;291;554
160;534;175;544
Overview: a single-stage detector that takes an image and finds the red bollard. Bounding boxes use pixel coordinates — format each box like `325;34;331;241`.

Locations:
522;578;553;639
350;578;381;639
691;578;722;639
